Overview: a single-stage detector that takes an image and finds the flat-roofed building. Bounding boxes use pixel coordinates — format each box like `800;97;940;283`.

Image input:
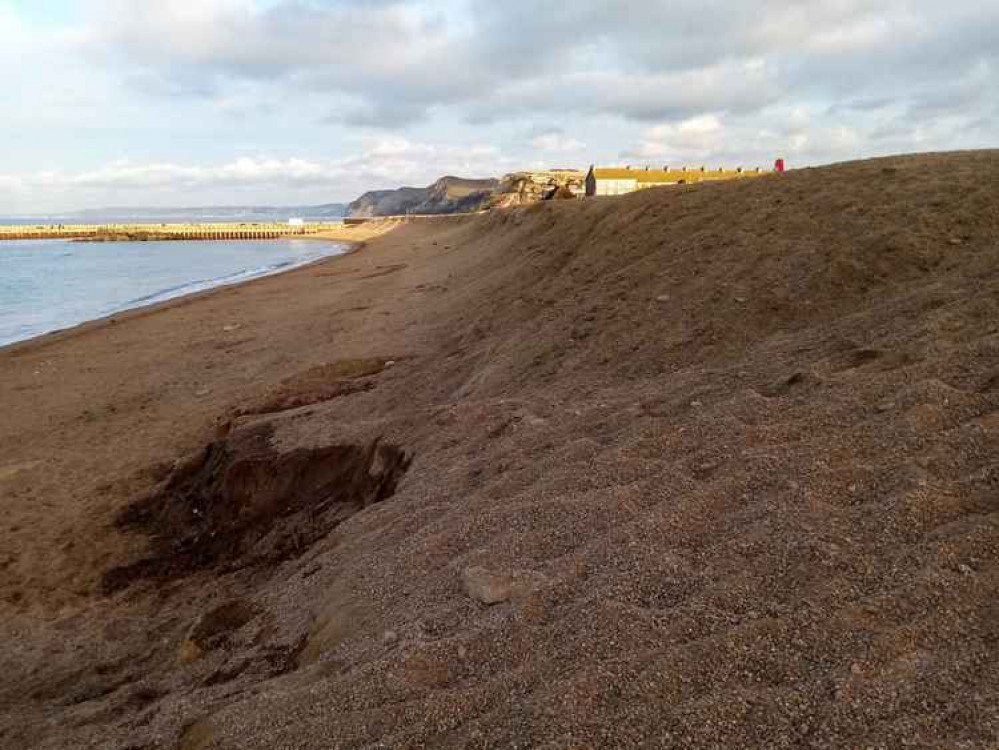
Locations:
585;165;767;197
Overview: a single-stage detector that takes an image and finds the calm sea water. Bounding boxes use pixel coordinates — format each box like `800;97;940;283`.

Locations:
0;238;349;347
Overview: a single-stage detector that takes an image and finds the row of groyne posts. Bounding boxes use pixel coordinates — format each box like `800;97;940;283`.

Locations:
0;223;340;241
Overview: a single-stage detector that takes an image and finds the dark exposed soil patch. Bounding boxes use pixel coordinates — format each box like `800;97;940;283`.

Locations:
102;423;410;593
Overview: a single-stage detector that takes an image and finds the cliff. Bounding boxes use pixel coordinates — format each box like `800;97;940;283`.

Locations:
346;176;499;218
489;169;586;208
345;170;587;217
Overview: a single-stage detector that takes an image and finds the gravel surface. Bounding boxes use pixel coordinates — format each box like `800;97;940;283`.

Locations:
1;151;998;748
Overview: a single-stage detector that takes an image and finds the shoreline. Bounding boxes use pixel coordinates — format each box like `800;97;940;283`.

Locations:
0;239;363;356
0;220;402;353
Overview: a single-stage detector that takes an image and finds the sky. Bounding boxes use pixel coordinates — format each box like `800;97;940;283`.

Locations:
0;0;996;213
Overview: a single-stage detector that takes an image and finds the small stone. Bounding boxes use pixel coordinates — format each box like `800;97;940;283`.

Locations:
850;662;863;675
948;237;963;246
180;599;258;663
222;324;242;332
462;566;513;605
876;401;894;413
959;564;974;576
195;388;211;397
734;296;747;304
382;629;399;644
384;360;396;367
177;639;203;665
690;400;702;408
655;294;671;303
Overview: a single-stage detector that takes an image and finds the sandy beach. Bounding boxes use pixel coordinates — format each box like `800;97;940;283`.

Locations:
2;151;998;748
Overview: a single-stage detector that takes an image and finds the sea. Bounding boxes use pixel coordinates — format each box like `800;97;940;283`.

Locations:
0;232;350;348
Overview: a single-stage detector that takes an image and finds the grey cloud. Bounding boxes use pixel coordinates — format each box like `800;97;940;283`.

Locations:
81;0;999;138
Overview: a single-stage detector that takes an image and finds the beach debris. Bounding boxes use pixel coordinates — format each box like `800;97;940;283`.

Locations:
462;566;514;605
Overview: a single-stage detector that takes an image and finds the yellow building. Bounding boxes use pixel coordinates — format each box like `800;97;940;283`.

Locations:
585;165;768;197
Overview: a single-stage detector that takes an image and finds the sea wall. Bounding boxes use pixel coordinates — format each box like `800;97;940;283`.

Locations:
0;223;340;242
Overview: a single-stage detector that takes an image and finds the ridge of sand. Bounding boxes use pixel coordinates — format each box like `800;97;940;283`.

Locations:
1;150;998;748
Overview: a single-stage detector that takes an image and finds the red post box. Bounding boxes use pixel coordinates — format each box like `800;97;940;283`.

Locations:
775;158;785;173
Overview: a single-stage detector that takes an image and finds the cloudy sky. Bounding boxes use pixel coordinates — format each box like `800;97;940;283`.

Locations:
1;0;995;213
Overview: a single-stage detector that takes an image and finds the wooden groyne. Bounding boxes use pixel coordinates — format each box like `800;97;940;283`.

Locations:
0;222;342;242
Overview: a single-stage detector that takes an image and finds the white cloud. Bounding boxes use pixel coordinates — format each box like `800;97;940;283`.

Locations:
74;0;997;128
65;157;328;189
332;137;520;186
530;132;586;153
646;115;724;148
629;115;727;159
0;141;524;211
0;175;25;192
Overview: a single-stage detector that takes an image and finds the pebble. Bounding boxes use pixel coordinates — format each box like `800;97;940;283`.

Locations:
655;295;670;303
462;566;513;605
222;324;242;332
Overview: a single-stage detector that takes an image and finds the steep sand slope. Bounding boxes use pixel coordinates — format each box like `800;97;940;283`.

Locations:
1;151;998;748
